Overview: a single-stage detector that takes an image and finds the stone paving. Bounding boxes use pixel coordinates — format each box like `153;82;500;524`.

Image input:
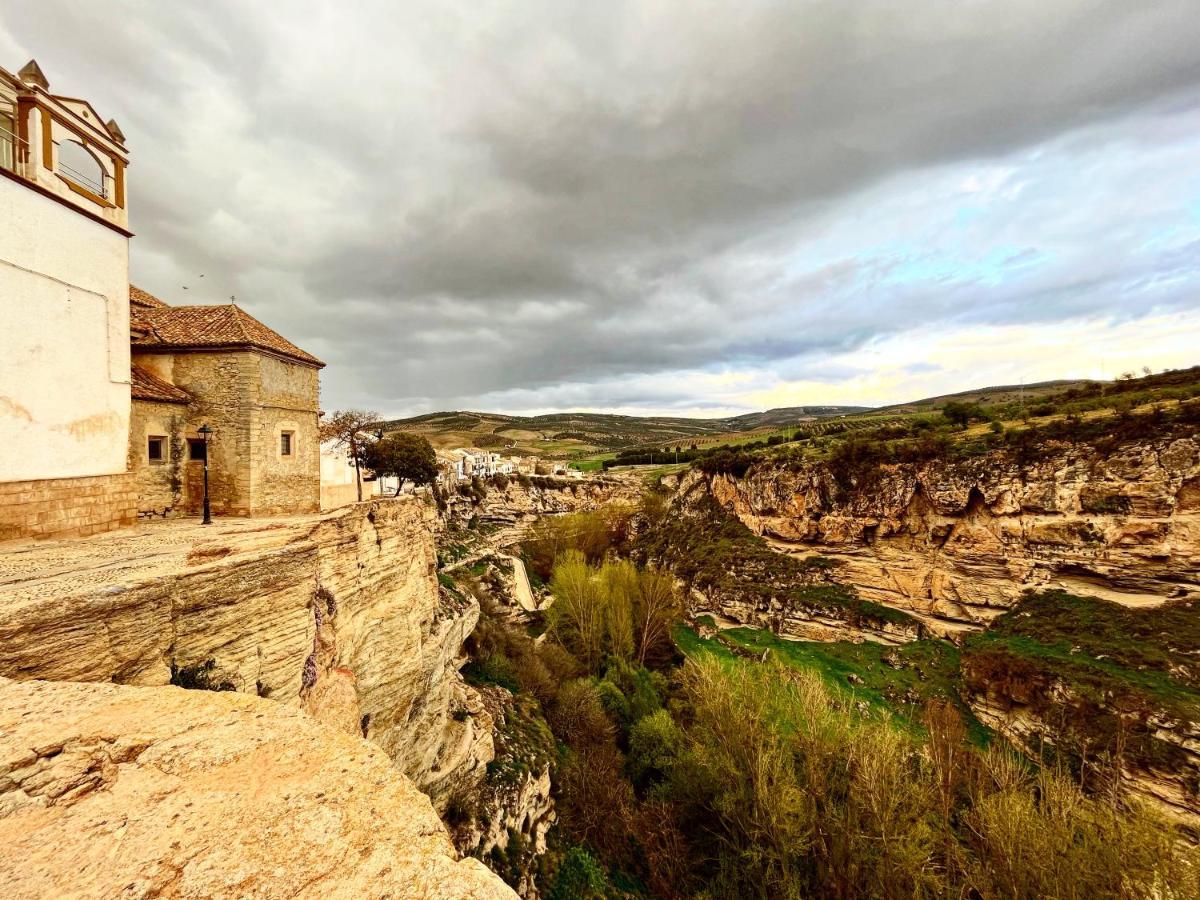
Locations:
0;512;328;604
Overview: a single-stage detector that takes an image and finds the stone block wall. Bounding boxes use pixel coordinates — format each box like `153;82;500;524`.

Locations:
0;472;135;541
127;399;187;517
135;350;258;516
251;354;320;515
132;350;320;518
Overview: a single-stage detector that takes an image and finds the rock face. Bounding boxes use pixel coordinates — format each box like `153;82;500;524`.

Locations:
690;436;1200;630
966;691;1200;827
442;474;642;530
451;688;557;898
0;677;515;899
0;498;492;805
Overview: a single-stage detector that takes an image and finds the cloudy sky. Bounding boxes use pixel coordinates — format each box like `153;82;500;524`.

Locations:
4;1;1199;417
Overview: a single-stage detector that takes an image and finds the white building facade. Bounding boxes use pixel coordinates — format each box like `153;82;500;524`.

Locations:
0;60;136;540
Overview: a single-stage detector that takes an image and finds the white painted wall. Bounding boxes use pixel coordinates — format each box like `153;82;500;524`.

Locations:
0;175;130;482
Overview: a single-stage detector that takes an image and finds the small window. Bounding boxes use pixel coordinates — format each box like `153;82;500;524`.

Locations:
147;436;166;464
280;431;294;456
187;438;207;462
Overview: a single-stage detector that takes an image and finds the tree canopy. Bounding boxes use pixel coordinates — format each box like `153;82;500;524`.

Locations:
359;432;438;494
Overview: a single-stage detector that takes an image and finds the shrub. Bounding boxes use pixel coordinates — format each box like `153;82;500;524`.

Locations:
464;652;520;692
661;656;1198;899
170;658;238;692
628;708;684;788
546;846;611;900
549;679;614;750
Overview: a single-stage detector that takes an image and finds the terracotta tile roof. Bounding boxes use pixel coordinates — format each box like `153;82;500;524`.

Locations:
130;364;192;404
131;304;324;368
129;285;169;309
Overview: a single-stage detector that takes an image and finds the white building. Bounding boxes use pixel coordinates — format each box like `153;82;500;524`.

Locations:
0;60;135;540
320;439;378;509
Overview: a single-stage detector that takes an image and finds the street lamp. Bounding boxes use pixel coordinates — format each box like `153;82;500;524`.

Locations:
198;424;213;525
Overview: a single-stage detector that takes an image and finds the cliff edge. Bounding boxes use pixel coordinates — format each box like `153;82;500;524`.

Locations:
0;677;515;899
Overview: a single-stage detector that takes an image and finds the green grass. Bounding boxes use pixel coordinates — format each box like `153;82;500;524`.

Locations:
963;590;1200;720
568;459;605;472
674;623;989;744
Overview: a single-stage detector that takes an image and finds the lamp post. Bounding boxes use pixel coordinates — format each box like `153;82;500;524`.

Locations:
198;424;213;525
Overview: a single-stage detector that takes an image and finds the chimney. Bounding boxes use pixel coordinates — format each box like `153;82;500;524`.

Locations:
18;59;48;90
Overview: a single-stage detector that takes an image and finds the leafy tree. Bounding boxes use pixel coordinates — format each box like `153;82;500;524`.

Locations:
599;559;638;662
549;550;607;670
628;708;684;787
358;432;437;495
319;409;378;501
942;400;984;429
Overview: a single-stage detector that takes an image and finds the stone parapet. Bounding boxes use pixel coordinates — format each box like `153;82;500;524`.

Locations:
0;472;135;541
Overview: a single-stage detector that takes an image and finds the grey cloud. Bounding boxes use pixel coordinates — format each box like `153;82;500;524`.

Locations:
2;1;1199;414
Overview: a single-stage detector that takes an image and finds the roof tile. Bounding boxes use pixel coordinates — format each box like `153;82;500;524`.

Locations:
131;304;324;367
130;364;192;404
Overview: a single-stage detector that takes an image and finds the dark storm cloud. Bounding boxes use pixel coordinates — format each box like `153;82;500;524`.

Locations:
2;1;1199;414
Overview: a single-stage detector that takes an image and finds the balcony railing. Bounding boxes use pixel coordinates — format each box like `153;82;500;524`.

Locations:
57;158;107;197
0;120;22;174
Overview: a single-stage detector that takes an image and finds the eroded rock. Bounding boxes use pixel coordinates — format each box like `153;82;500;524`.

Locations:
0;677;515;899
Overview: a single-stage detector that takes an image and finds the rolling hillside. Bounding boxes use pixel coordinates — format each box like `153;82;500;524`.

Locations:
378;406;865;458
379;371;1196;461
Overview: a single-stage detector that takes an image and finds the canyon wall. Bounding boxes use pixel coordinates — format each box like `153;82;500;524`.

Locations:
442;473;643;530
0;498;492;803
0;677;514;899
687;435;1199;630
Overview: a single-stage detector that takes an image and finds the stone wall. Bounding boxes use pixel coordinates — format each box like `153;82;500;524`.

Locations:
0;472;135;541
132;349;321;517
251;354;320;515
145;349;258;516
127;398;187;516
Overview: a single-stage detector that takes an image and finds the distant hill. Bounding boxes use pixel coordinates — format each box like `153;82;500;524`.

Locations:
378;406;864;458
377;376;1171;461
865;380;1093;416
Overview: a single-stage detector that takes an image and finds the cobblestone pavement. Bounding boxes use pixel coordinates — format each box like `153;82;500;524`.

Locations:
0;512;329;604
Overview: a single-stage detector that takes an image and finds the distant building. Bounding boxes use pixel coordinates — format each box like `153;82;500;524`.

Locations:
320;439;374;510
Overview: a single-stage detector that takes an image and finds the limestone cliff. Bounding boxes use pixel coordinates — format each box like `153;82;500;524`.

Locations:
0;677;515;899
442;473;642;530
0;498;491;805
685;434;1199;631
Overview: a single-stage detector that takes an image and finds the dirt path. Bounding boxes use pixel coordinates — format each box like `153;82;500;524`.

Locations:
499;554;539;612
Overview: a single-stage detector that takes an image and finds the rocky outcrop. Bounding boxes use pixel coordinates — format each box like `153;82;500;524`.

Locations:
442;473;642;530
0;498;492;805
462;690;556;892
966;691;1200;828
687;436;1200;631
0;677;515;899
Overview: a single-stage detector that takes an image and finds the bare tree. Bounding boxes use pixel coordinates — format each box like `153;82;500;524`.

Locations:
319;409;379;502
635;568;683;665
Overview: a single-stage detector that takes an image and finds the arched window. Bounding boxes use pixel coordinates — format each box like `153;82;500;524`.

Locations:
57;139;106;197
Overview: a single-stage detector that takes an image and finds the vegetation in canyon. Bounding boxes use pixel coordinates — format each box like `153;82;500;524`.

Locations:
442;486;1198;899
